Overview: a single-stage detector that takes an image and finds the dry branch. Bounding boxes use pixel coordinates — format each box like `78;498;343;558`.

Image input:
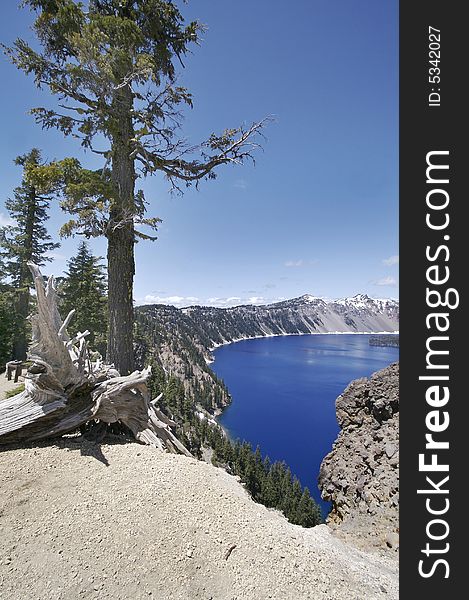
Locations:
0;263;190;455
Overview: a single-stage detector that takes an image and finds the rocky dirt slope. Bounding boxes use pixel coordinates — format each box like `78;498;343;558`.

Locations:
319;363;399;551
1;439;397;599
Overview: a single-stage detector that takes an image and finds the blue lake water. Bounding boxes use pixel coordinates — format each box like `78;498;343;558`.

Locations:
211;334;399;518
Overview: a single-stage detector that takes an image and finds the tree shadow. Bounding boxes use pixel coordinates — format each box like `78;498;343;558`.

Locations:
0;428;140;467
78;440;110;466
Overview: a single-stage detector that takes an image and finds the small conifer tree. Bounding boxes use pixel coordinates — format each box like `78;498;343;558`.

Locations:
59;241;108;355
0;149;59;359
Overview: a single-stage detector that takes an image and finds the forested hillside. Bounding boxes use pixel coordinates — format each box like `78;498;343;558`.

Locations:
134;293;399;423
134;304;230;416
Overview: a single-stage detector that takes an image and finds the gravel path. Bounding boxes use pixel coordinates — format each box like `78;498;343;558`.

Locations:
0;439;398;599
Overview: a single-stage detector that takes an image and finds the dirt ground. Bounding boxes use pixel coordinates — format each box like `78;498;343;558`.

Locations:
0;371;24;400
0;439;398;600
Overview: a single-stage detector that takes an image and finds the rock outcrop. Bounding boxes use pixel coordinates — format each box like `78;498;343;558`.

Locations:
319;362;399;551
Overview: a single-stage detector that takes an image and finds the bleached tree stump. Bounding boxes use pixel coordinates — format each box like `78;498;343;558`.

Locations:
0;263;189;455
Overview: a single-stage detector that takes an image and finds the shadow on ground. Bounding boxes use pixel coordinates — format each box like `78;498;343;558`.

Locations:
0;430;139;467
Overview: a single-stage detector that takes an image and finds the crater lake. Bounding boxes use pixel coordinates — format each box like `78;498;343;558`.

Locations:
211;334;399;517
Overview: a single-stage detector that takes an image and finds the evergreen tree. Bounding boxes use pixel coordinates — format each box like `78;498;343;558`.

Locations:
295;488;322;528
0;149;59;360
0;290;15;368
210;435;322;528
59;241;107;355
0;242;15;368
5;0;267;375
260;457;279;507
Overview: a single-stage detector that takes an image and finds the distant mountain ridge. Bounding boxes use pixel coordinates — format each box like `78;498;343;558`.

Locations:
181;293;399;347
135;293;399;415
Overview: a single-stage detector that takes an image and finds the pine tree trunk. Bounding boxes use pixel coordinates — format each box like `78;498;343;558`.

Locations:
12;289;29;360
107;226;135;375
107;84;136;376
12;189;35;360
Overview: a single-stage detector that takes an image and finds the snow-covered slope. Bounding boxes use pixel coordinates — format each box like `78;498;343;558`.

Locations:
179;293;399;347
135;294;399;411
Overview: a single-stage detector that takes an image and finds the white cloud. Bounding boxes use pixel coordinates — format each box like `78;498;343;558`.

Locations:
375;276;398;287
46;251;67;261
223;295;287;307
284;259;303;268
141;294;200;306
382;255;399;266
234;179;248;190
0;213;14;227
248;296;265;304
137;294;289;308
205;296;243;307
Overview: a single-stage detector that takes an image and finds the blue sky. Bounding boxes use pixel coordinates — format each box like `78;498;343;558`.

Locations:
0;0;398;307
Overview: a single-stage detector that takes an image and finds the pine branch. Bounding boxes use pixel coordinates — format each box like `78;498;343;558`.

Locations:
136;118;270;187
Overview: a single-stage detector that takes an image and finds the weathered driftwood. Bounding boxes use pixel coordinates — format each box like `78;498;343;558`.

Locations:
0;263;190;455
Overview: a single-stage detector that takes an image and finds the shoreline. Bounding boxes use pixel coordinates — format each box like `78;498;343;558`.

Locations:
206;330;399;435
206;330;399;364
208;332;399;514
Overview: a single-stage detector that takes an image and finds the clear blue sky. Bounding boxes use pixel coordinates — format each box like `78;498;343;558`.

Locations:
0;0;398;307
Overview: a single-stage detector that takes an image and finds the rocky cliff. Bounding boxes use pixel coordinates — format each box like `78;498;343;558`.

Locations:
318;362;399;551
182;294;399;345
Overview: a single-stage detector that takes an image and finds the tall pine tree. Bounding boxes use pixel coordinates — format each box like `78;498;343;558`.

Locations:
59;241;108;356
0;149;59;360
0;236;15;368
5;0;267;374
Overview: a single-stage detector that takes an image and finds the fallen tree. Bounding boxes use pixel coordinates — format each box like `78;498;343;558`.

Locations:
0;263;189;454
